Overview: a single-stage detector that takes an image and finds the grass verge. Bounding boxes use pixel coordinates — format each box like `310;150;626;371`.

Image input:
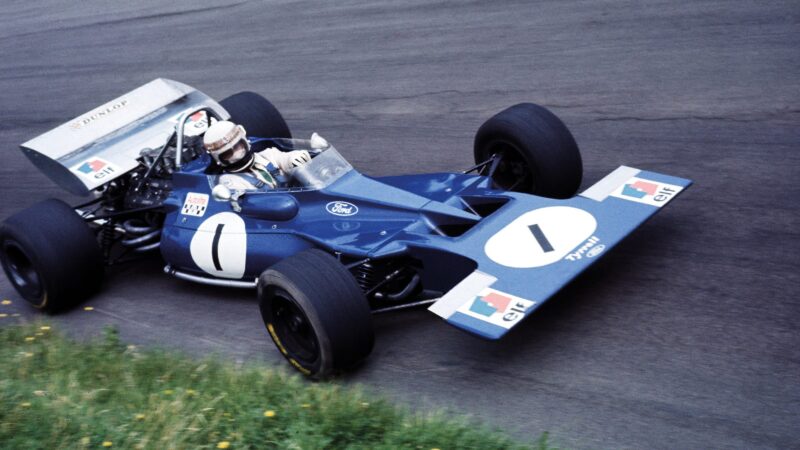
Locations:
0;323;551;449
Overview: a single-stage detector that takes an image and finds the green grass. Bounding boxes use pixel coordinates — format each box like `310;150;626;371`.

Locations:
0;323;552;449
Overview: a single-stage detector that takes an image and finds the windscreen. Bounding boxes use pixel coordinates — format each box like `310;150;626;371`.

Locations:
289;144;353;189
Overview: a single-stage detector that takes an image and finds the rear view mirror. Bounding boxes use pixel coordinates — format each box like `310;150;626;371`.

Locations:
211;184;231;201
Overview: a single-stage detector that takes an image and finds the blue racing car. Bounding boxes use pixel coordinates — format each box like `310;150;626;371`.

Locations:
0;79;691;378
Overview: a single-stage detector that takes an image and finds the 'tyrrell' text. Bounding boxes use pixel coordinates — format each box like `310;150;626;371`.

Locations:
565;236;601;261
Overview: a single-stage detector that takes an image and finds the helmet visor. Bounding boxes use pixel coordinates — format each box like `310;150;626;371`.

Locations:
218;139;249;165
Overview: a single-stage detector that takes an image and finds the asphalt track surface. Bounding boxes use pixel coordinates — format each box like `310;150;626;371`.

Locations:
1;1;798;448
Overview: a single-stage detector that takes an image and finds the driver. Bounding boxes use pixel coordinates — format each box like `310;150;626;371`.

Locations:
203;120;311;190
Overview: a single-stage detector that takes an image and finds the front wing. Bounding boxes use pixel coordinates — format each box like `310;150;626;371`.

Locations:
427;166;691;339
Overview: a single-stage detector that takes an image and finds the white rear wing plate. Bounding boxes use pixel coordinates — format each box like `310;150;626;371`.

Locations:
19;78;227;195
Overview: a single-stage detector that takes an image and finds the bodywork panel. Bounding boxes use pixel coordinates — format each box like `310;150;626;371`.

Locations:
426;166;691;339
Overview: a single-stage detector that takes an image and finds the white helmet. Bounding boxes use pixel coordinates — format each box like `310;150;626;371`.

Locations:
203;120;254;172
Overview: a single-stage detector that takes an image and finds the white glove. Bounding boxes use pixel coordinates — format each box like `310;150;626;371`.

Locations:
258;147;311;173
287;150;311;168
310;132;329;149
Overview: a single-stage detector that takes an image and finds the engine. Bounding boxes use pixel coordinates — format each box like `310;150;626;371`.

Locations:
123;135;204;209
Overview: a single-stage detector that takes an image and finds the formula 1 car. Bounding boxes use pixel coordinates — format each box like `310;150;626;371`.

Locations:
0;79;691;378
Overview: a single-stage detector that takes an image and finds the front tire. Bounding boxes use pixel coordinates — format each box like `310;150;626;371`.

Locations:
474;103;583;198
0;199;103;312
258;249;374;379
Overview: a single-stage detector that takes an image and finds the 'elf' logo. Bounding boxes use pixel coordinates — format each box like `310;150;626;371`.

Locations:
77;158;115;180
469;291;529;322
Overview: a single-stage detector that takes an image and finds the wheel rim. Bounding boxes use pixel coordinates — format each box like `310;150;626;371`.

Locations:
266;288;321;368
1;240;44;303
482;140;535;192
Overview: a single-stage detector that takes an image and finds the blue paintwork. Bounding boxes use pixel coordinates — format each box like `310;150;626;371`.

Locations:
160;146;691;340
160;150;493;280
437;170;692;339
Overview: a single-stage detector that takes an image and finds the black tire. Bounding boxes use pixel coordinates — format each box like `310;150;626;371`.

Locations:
219;91;291;139
0;199;103;312
258;249;373;379
474;103;583;198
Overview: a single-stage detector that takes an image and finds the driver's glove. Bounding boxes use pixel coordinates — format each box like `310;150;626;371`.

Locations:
258;148;311;173
287;150;311;168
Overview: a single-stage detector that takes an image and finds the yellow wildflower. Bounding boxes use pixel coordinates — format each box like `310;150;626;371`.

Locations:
134;413;146;421
102;442;113;447
163;389;174;395
0;313;7;318
25;336;35;342
33;390;46;396
20;402;31;407
187;389;197;396
80;436;90;445
84;306;94;311
1;299;11;305
216;441;230;449
301;403;311;408
23;352;33;357
40;326;51;331
263;410;276;418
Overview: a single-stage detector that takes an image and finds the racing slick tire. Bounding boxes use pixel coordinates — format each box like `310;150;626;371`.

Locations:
0;199;103;312
258;249;374;379
474;103;583;198
219;91;292;141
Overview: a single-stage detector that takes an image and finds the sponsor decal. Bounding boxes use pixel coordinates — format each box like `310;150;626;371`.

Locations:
183;111;210;136
72;157;118;181
610;176;684;207
326;201;358;217
181;192;209;217
69;99;129;130
621;180;658;198
469;291;511;317
565;236;603;261
586;244;605;258
458;288;536;329
189;111;205;124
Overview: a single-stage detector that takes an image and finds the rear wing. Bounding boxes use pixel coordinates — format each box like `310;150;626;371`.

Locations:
19;78;228;196
427;166;691;339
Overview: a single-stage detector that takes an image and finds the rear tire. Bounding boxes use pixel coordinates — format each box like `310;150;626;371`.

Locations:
219;91;291;140
0;199;103;312
258;249;374;379
474;103;583;198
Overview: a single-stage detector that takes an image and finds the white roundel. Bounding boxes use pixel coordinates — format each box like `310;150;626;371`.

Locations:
485;206;597;268
190;212;247;279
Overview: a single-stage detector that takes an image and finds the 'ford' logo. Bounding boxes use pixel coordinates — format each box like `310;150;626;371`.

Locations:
586;244;605;258
326;201;358;217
